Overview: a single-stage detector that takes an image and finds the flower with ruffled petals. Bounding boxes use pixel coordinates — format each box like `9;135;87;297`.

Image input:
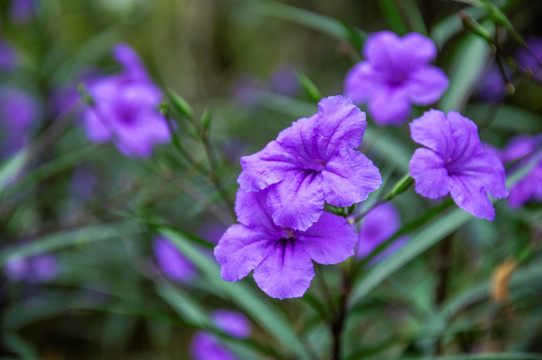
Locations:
500;135;542;208
238;95;381;231
409;110;508;220
153;236;196;282
357;203;408;261
83;44;170;157
191;310;251;360
344;31;448;125
214;189;358;299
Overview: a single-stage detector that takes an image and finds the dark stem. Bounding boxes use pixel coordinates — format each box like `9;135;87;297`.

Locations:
332;267;351;360
434;234;453;354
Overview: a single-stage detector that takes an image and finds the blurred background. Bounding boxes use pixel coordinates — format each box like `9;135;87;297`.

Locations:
1;0;542;359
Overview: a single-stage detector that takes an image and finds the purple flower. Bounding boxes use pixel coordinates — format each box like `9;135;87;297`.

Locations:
83;44;170;158
238;95;382;231
0;86;40;156
153;236;196;282
474;65;507;103
357;203;408;261
214;189;358;299
5;254;60;283
190;310;251;360
500;135;542;209
269;66;299;96
344;31;449;125
9;0;35;23
409;110;508;220
0;41;17;71
516;37;542;83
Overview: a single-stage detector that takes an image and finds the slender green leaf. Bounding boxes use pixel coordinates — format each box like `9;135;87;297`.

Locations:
297;71;322;104
158;226;310;360
157;284;210;328
440;29;492;113
399;0;428;35
0;149;27;192
431;7;485;47
465;104;542;133
405;353;542;360
378;0;409;35
249;0;366;43
349;208;471;307
0;223;141;267
1;333;39;359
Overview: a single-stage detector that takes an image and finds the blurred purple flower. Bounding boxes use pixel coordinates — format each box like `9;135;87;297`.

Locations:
516;37;542;83
214;189;357;299
500;135;542;209
153;236;196;282
9;0;35;23
474;65;507;103
231;75;263;107
83;43;170;158
357;203;408;261
344;31;448;125
0;86;40;156
198;221;228;245
238;95;381;231
269;66;299;96
5;254;60;283
191;310;251;360
409;110;508;220
0;41;17;71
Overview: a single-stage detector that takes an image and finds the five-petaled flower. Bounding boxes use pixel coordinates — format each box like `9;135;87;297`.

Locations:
83;43;170;158
344;31;449;125
238;95;382;231
214;189;358;299
409;110;508;220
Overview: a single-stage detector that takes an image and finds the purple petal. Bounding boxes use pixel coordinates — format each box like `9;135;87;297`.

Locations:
449;174;496;220
410;148;451;199
83;109;112;142
368;87;411;125
211;310;251;339
113;43;149;82
253;241;314;299
297;212;357;265
275;114;323;164
344;62;387;103
407;66;449;104
314;95;366;152
238;141;299;192
234;189;277;230
357;203;401;258
509;164;542;208
401;33;437;63
153;237;196;282
267;171;325;231
321;148;382;206
409;109;454;157
363;31;403;71
191;332;236;360
214;225;273;282
446;111;483;162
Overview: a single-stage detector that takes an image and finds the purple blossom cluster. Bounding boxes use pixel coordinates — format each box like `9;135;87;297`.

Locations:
409;110;508;220
83;44;170;158
191;310;251;360
516;37;542;83
215;96;381;299
344;31;448;125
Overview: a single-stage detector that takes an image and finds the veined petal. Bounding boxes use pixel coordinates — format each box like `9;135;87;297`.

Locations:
276;114;323;165
234;189;277;230
321;149;382;206
297;212;357;265
447;111;483;162
238;140;299;192
407;66;449;105
214;225;273;282
267;171;324;231
314;95;366;153
410;148;451;199
409;109;454;157
449;174;495;220
253;241;314;299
